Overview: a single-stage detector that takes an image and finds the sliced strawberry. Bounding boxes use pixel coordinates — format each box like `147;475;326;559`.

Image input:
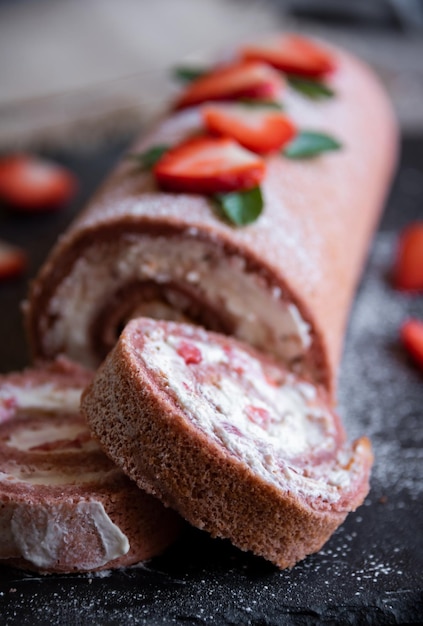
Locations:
401;319;423;370
153;136;266;194
202;104;297;154
177;341;202;365
241;34;336;78
0;240;27;281
0;155;76;212
174;60;284;110
393;223;423;292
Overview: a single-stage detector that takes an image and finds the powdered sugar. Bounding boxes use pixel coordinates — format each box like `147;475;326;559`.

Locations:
339;232;423;498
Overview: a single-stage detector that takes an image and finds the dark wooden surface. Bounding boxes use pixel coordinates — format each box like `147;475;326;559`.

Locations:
0;135;422;625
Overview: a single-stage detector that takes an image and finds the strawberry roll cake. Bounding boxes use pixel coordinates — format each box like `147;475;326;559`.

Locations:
81;318;373;569
0;358;182;574
26;35;397;395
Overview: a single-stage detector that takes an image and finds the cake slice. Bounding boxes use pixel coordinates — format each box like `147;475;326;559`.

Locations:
0;358;182;574
82;318;372;569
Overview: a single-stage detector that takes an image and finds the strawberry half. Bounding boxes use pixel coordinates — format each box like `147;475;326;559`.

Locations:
202;104;297;154
0;240;27;281
153;136;266;194
393;223;423;292
174;61;284;110
401;319;423;370
0;155;76;212
241;34;335;78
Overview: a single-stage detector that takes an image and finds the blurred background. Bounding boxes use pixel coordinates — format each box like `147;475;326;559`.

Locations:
1;0;423;150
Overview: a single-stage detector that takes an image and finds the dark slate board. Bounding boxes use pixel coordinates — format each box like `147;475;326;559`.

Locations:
0;136;422;625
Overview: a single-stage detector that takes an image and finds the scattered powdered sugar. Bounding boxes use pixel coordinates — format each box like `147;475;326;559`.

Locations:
339;232;423;498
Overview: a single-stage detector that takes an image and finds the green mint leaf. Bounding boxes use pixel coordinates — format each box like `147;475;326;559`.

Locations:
214;186;263;226
283;131;341;159
238;98;284;110
129;145;170;169
173;66;208;82
287;75;335;100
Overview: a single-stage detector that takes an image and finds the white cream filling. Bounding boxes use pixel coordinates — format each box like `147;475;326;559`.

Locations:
0;383;99;452
142;326;356;503
0;467;110;485
7;422;90;451
44;235;311;367
0;500;129;569
0;383;82;415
